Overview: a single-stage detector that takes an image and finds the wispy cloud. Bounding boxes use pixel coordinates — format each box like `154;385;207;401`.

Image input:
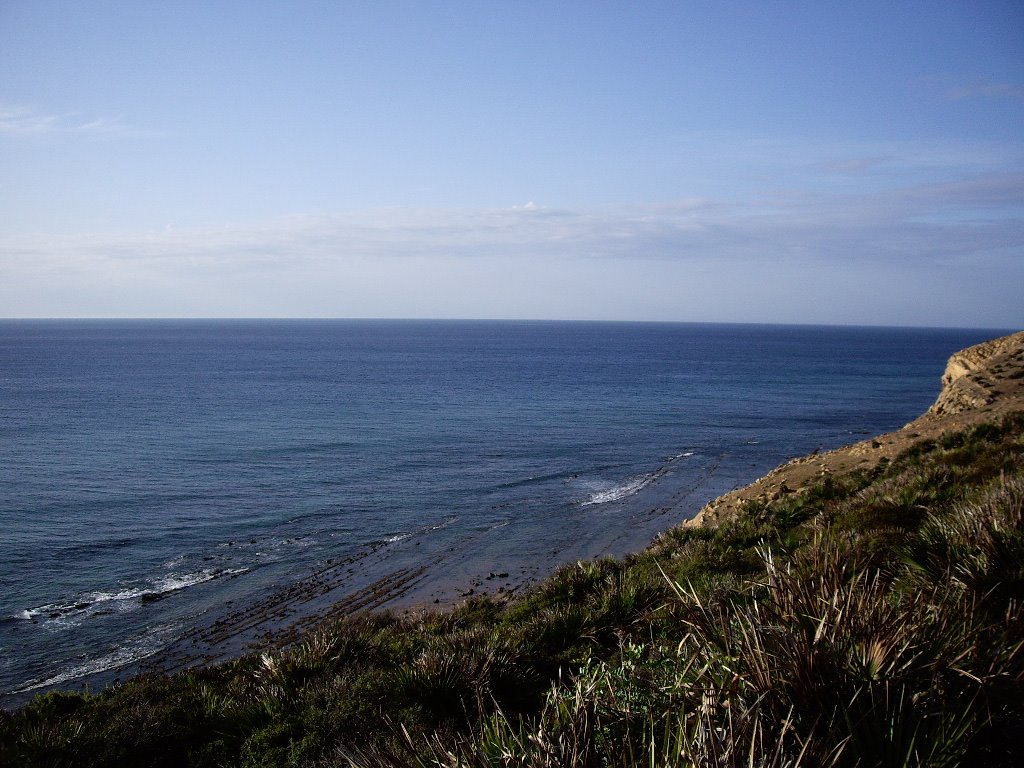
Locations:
916;76;1024;103
812;156;892;175
3;172;1021;271
0;104;131;136
2;174;1021;324
945;81;1024;101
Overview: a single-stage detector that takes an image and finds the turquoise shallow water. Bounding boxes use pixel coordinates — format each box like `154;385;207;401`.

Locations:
0;320;1006;702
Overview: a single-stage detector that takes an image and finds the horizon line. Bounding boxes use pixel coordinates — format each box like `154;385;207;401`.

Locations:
0;317;1017;333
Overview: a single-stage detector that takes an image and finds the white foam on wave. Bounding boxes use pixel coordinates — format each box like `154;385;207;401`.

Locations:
582;474;654;506
384;516;458;544
581;449;698;507
21;567;249;622
13;623;180;694
143;567;248;595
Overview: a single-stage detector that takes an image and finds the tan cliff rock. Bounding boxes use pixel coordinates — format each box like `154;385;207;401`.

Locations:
686;330;1024;528
929;332;1024;416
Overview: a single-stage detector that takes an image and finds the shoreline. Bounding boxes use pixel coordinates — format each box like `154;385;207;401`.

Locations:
135;449;743;678
6;333;1022;763
0;440;790;708
6;329;1021;709
152;329;1023;678
688;330;1024;528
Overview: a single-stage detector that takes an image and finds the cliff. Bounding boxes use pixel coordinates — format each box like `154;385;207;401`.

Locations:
688;329;1024;528
929;331;1024;416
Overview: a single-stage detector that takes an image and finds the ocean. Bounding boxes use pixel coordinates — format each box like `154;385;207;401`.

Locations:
0;320;1006;705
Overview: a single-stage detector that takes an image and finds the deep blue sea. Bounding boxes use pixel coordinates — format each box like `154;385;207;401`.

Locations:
0;320;1007;704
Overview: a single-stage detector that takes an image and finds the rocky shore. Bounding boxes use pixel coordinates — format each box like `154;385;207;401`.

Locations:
6;330;1024;765
32;329;1020;704
152;330;1024;674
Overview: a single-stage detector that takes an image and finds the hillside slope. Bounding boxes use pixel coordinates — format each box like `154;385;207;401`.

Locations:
690;330;1024;527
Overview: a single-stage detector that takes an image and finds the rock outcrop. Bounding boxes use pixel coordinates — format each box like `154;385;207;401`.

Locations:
687;330;1024;528
929;332;1024;416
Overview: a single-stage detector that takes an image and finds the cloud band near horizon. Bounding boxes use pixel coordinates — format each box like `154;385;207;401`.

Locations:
2;170;1022;327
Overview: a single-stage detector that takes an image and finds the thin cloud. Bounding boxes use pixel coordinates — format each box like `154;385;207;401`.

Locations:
0;104;132;136
2;178;1020;325
946;82;1024;101
813;156;892;175
0;105;58;133
897;172;1024;208
915;76;1024;103
2;173;1020;274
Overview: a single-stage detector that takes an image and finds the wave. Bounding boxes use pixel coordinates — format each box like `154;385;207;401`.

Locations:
12;623;179;694
495;470;578;491
20;567;248;623
582;450;697;506
582;474;655;506
49;537;140;561
378;515;458;546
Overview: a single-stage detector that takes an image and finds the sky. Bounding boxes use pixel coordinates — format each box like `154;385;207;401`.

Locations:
1;1;1022;327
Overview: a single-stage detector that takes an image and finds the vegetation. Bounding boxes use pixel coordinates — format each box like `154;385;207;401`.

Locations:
3;413;1023;767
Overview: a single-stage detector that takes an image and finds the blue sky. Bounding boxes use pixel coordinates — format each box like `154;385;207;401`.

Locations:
1;1;1022;326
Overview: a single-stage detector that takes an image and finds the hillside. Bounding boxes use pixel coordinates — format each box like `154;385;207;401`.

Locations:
2;331;1023;767
690;330;1024;527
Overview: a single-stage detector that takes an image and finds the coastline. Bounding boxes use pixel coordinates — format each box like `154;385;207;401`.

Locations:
687;330;1024;528
127;449;743;684
5;332;1021;759
136;330;1024;681
5;328;1021;709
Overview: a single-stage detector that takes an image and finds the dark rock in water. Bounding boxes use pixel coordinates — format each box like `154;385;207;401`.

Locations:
73;602;92;611
140;592;167;604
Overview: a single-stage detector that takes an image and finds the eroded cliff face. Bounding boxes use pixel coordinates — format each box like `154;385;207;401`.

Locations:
686;329;1024;528
929;331;1024;416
